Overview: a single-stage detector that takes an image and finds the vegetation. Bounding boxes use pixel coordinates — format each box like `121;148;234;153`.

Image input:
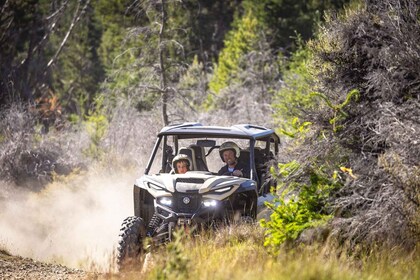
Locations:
261;161;340;253
99;225;419;280
305;0;419;250
0;0;419;277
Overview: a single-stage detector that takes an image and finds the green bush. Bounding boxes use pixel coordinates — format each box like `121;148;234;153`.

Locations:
156;230;190;280
83;113;108;160
261;162;341;254
273;40;316;131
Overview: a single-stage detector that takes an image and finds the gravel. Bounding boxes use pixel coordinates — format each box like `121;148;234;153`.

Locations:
0;250;92;280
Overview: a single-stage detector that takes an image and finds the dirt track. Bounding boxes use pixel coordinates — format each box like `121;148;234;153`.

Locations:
0;250;91;280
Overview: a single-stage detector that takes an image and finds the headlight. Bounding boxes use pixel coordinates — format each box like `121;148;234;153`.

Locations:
203;199;218;207
158;197;172;206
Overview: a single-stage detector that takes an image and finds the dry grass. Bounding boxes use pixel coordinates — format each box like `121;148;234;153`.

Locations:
95;224;419;280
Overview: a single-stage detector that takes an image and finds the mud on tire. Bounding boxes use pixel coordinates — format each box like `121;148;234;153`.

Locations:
117;216;145;270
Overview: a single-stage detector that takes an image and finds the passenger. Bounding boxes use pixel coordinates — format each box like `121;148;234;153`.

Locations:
217;141;249;178
172;154;192;174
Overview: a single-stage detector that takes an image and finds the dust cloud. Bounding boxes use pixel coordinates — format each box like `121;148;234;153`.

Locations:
0;167;136;271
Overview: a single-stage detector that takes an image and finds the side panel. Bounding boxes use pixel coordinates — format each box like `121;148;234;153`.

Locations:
227;180;258;218
133;184;155;225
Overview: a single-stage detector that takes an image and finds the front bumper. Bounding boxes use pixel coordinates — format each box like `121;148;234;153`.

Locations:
155;198;228;224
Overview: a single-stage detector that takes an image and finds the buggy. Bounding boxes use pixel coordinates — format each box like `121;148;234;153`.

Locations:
117;123;280;268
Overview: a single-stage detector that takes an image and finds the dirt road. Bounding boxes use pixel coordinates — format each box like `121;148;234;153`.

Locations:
0;250;90;280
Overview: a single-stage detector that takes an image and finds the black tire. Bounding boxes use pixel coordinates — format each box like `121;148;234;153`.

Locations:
117;216;146;270
146;213;162;237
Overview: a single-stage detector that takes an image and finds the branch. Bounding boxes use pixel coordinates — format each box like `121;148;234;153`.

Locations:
137;84;164;93
43;0;90;75
0;15;13;45
0;0;9;14
171;87;198;113
20;0;70;66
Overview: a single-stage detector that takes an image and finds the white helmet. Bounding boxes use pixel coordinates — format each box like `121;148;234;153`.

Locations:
172;154;192;170
219;141;240;161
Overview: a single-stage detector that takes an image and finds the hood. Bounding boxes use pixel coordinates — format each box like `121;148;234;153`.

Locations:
136;171;251;195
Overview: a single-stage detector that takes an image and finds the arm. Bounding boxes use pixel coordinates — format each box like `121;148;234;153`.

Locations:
233;162;250;178
218;165;227;176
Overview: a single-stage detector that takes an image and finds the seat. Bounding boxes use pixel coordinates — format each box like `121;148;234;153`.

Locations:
177;147;196;171
238;149;250;165
189;144;209;171
240;147;266;188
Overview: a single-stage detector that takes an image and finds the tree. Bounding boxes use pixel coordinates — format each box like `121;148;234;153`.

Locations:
208;9;260;96
50;0;106;116
251;0;351;54
0;0;91;108
273;40;316;132
102;0;194;125
169;0;240;66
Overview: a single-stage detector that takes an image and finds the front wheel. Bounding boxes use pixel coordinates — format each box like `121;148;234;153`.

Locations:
117;216;146;270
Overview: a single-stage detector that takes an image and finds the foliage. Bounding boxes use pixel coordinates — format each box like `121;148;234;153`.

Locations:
0;0;48;105
156;230;190;280
83;112;108;160
278;117;312;139
273;41;316;132
293;0;420;249
118;224;419;279
200;37;282;127
0;0;94;110
203;2;282;126
310;89;359;132
99;0;199;125
49;0;106;116
249;0;352;53
270;0;419;252
168;56;208;121
207;0;353;110
0;105;89;190
207;8;260;97
261;161;340;253
0;0;417;260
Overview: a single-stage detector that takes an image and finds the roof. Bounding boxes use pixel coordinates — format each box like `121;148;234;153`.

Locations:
158;122;280;141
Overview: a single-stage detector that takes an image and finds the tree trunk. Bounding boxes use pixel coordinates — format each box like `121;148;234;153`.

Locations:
159;0;169;126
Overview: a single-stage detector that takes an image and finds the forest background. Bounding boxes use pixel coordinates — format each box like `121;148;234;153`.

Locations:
0;0;419;278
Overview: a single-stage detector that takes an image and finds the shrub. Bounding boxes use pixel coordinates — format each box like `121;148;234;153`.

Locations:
261;161;341;254
300;0;419;249
0;104;89;190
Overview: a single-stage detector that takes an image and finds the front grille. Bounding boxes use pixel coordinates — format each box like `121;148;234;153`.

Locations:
176;178;205;184
185;189;199;193
173;193;201;213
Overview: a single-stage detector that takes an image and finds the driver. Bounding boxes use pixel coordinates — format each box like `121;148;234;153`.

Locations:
172;154;192;174
217;141;249;178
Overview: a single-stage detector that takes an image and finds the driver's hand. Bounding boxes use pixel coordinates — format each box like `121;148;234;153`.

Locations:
232;170;243;177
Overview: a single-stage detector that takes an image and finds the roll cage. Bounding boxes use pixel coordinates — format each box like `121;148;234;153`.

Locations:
144;123;280;189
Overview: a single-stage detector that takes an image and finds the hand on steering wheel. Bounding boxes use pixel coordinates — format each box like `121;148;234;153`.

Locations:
222;170;243;177
232;169;243;177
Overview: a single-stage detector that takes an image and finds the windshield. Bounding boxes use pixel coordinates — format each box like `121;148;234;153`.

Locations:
147;136;252;176
179;138;250;174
